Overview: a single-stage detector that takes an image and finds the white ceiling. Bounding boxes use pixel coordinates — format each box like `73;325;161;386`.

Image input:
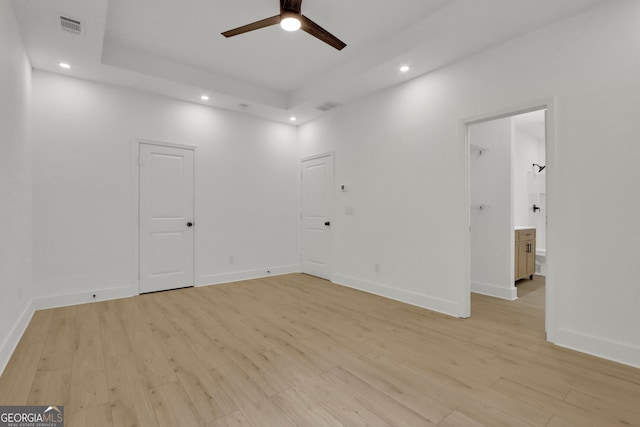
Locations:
10;0;606;125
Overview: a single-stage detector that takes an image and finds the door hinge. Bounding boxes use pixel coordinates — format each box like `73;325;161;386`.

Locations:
138;156;142;166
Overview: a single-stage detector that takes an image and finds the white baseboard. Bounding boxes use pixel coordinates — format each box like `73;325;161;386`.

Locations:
30;284;137;311
0;301;33;376
471;281;518;300
0;284;137;376
333;273;461;318
197;264;300;287
553;328;640;369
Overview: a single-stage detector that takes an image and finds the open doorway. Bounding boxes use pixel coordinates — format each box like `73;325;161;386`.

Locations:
465;105;550;329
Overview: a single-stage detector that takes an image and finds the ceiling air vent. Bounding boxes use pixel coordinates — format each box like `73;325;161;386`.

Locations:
59;16;82;35
316;101;341;112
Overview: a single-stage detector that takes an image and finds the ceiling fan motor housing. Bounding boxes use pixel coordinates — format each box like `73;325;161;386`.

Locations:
282;10;302;20
281;0;303;14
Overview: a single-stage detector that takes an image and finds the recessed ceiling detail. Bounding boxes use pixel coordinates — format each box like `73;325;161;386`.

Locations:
10;0;608;125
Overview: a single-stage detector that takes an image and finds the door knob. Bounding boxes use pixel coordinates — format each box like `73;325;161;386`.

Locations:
324;221;331;226
187;222;193;227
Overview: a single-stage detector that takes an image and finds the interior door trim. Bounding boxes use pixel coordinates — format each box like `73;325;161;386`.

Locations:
300;151;335;281
134;138;197;294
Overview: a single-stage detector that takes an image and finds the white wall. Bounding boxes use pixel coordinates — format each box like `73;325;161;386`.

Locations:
299;0;640;367
469;118;515;300
31;71;299;301
0;0;32;372
299;92;468;316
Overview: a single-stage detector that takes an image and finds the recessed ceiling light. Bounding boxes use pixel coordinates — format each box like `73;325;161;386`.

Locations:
400;65;410;72
59;62;71;69
290;116;297;122
200;95;209;101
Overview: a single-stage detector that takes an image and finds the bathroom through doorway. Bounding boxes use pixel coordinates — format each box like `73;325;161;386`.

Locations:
466;105;551;333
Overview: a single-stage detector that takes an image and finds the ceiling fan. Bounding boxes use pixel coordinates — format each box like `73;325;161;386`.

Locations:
221;0;347;51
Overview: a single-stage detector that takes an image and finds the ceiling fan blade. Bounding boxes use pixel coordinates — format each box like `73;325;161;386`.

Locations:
300;15;346;50
221;15;281;38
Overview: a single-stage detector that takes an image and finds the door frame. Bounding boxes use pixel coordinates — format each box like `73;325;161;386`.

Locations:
133;139;197;294
300;152;335;281
462;99;557;341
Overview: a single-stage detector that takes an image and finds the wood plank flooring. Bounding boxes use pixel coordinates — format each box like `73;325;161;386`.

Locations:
1;274;639;426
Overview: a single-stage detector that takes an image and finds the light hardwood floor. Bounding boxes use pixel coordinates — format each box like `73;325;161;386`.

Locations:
1;274;639;426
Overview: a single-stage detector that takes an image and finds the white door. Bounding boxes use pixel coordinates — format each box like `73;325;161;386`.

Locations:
301;154;333;279
139;143;194;293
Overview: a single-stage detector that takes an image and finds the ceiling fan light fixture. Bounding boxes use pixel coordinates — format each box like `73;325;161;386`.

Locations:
221;1;346;50
280;13;301;32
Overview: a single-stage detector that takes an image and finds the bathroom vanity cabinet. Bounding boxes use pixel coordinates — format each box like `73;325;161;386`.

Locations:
515;228;536;281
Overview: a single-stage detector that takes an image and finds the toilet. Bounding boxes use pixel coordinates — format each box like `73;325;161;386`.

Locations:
535;249;546;276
